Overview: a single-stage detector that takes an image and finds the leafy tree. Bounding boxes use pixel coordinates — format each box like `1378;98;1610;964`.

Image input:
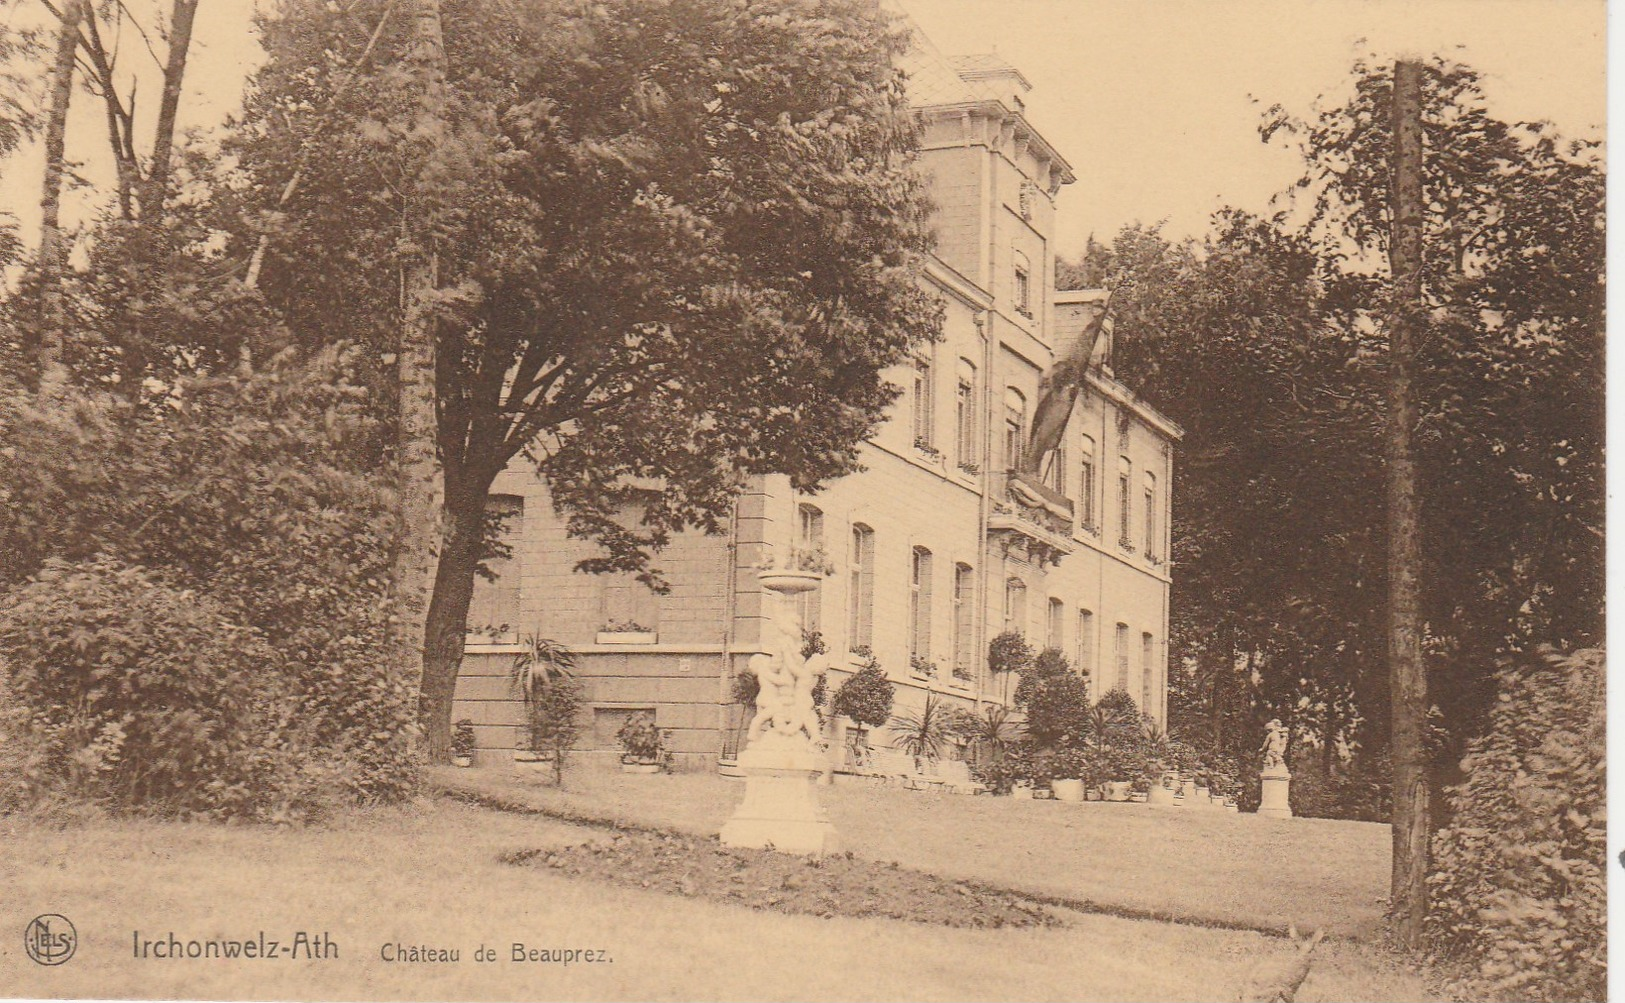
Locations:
232;0;940;757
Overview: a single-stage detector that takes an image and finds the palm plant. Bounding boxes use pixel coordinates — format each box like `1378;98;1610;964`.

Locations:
890;692;954;768
509;635;576;749
955;704;1026;765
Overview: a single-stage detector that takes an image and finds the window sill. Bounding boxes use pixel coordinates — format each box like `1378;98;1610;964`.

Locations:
596;631;659;645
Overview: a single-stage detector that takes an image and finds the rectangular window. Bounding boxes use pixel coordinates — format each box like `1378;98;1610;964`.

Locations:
1114;622;1130;697
1079;436;1096;532
1076;609;1094;681
1046;597;1065;651
1044;444;1067;495
1142;632;1156;717
600;573;660;635
1004;578;1027;637
952;564;974;683
912;354;935;449
909;547;934;670
797;504;825;634
848;525;875;651
467;495;523;639
955;361;977;470
1014;265;1031;316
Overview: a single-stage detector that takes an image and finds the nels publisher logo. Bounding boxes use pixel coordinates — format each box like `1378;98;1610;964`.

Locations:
25;914;77;966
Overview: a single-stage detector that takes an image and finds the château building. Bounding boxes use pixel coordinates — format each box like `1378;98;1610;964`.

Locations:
451;24;1181;770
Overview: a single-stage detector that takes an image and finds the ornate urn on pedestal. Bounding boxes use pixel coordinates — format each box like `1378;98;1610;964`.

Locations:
719;570;840;855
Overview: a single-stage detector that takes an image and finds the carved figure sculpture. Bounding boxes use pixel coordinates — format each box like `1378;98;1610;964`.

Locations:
1261;718;1289;773
744;601;828;748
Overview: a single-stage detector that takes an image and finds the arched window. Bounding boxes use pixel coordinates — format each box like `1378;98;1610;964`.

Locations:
1076;608;1094;680
1117;456;1133;548
1047;597;1065;651
797;503;825;633
847;524;875;652
1004;576;1028;637
954;359;978;469
1004;388;1027;471
909;547;934;673
1143;471;1158;561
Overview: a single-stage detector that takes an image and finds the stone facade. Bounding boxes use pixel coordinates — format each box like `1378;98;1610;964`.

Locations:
451;35;1181;772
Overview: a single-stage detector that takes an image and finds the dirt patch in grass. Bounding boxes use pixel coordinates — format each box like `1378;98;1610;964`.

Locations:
504;830;1064;929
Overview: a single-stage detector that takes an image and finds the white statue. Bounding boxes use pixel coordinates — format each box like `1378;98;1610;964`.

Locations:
744;602;827;748
1261;719;1288;773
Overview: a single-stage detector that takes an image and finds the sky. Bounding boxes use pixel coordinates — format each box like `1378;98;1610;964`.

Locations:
0;0;1607;260
898;0;1606;257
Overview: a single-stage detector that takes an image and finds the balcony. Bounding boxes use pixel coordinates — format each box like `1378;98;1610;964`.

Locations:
989;470;1076;567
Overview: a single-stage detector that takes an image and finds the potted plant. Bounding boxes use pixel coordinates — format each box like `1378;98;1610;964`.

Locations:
889;692;953;774
956;704;1027;795
616;711;669;773
510;635;577;778
451;719;477;768
596;618;657;644
756;546;832;594
909;654;940;679
1048;746;1091;803
831;648;894;768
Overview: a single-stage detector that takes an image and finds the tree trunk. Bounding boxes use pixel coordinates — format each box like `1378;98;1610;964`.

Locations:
417;478;488;761
1385;58;1431;952
35;0;87;399
397;0;450;757
139;0;199;217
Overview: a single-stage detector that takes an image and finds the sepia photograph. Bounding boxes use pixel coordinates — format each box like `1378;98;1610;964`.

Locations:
0;0;1606;1001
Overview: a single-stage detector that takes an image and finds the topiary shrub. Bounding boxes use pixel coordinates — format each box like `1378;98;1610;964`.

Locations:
987;631;1033;676
1013;648;1091;749
0;559;277;816
831;648;894;729
1426;646;1604;1002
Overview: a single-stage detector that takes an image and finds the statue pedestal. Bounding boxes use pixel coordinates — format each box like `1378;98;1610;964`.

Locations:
720;742;840;856
1258;767;1293;819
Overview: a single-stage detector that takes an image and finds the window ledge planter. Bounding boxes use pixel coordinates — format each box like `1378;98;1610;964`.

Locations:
596;630;658;645
756;569;823;595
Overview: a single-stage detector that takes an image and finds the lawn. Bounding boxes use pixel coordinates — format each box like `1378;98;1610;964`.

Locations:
2;794;1437;1002
434;764;1395;939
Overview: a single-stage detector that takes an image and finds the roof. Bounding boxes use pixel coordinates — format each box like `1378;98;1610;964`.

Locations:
946;53;1033;93
889;7;997;108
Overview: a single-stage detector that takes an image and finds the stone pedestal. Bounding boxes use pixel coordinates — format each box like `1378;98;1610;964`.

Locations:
1258;767;1293;819
720;743;840;855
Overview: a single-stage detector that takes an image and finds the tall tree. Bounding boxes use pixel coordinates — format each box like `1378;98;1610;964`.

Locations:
1384;58;1429;950
34;0;85;398
233;0;940;757
394;0;447;752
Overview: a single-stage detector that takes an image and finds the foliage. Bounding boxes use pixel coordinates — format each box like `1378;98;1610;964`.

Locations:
232;0;943;751
0;559;277;817
1042;746;1101;787
1425;647;1603;1001
451;720;477;760
987;631;1033;676
730;669;760;708
955;704;1026;794
889;693;953;766
509;636;577;751
616;711;667;764
1066;55;1602;824
528;676;584;788
971;740;1034;796
0;352;417;809
1013;648;1091;749
831;649;894;728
